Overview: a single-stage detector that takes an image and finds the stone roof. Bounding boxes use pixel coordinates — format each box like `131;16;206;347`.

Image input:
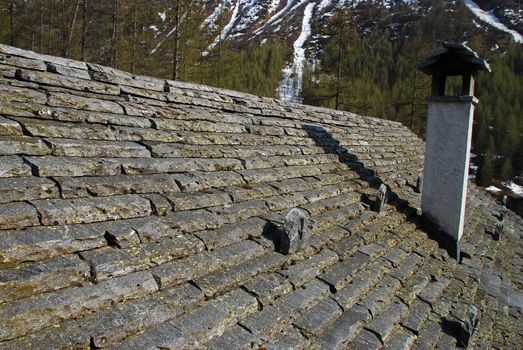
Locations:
0;43;522;349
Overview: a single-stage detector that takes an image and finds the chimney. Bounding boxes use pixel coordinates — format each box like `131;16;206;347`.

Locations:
418;42;490;261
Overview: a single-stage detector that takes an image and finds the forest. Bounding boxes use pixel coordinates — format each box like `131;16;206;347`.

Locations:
0;0;521;190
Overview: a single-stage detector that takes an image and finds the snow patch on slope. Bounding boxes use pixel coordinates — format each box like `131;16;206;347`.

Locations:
203;0;233;30
505;181;523;197
464;0;523;43
204;0;242;54
254;0;307;35
278;2;315;103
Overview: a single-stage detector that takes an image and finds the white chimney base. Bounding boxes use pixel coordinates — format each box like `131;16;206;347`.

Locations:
421;96;478;260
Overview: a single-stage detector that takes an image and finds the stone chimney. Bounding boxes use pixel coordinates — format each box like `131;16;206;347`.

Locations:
418;43;490;260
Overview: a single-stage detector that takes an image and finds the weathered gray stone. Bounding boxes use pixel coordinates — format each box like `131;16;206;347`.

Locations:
78;296;172;348
0;155;32;177
58;174;180;198
140;234;205;265
282;249;339;287
164;209;224;232
121;157;243;174
19;68;120;94
358;276;401;316
331;269;382;311
243;272;293;305
206;324;257;350
0;43;87;69
388;254;422;283
239;165;322;184
151;240;264;289
383;330;416;350
143;193;172;216
225;183;277;203
79;247;148;281
167;190;232;211
294;298;343;337
280;208;310;255
0;271;158;341
400;298;431;333
112;125;183;143
348;329;382;350
48;92;124;113
195;217;268;249
314;306;370;350
329;234;364;259
0;135;51;155
0;177;58;204
45;138;150;157
209;199;268;224
172;289;258;341
0;202;40;230
240;305;286;336
0;255;90;302
258;325;309;350
366;302;405;343
46;61;91;78
0;223;107;267
31;194;151;225
25;156;121;177
0;116;23;135
319;252;370;292
358;242;386;259
14;117;115;140
172;171;245;192
194;252;286;297
0;52;47;70
0;84;47;104
109;320;190;350
274;278;331;316
0;319;90;350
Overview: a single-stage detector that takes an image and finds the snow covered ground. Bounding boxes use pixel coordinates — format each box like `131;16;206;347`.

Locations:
505;181;523;197
486;185;503;193
204;0;242;54
464;0;523;43
278;2;315;103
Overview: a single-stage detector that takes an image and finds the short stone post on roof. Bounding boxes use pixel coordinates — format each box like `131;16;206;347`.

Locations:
418;42;490;261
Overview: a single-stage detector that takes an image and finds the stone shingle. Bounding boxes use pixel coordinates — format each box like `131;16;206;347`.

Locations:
25;156;121;177
0;271;158;341
0;155;33;177
31;194;152;225
0;44;521;350
48;92;124;113
0;177;59;204
0;135;50;155
45;138;150;157
0;223;107;267
0;202;40;230
0;255;90;302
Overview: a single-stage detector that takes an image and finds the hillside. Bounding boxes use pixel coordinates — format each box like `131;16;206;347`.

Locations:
1;0;522;198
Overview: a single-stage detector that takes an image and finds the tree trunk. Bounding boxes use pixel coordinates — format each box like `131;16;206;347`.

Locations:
48;0;54;54
110;0;119;68
131;0;137;73
65;0;81;58
10;0;15;46
335;34;343;110
172;0;180;80
39;0;44;52
409;55;419;130
60;0;66;57
80;0;87;61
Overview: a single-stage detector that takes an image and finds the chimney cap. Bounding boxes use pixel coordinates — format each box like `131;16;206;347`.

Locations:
418;41;491;75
